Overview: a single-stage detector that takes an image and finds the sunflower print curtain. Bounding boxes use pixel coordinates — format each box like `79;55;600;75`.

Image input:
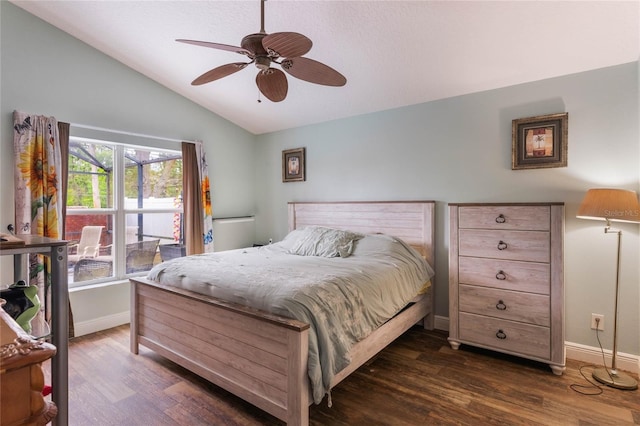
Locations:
197;142;214;253
13;110;63;325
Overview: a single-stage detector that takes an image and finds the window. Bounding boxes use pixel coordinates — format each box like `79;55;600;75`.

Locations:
66;138;183;287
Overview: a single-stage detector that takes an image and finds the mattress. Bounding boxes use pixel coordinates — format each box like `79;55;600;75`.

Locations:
146;231;435;404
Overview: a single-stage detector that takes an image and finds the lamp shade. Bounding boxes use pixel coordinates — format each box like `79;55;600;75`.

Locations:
577;188;640;223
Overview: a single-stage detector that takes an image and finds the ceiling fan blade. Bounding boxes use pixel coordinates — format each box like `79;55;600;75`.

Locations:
176;39;252;56
192;62;249;85
262;32;312;58
256;68;288;102
281;57;347;87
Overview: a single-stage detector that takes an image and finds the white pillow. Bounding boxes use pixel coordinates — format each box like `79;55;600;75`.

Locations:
288;226;363;258
350;233;397;256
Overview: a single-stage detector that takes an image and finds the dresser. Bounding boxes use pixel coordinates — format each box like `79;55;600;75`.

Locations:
448;203;565;375
1;300;58;425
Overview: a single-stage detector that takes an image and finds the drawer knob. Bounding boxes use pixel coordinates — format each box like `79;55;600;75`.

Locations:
495;270;506;280
495;214;506;223
496;300;507;310
496;329;507;340
497;241;508;250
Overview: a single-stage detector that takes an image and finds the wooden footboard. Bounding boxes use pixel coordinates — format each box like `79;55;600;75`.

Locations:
131;278;432;425
130;278;311;425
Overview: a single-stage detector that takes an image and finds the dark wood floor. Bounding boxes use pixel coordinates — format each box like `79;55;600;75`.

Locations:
53;325;639;425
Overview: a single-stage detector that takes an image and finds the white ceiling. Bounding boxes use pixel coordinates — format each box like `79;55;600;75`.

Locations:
11;1;640;135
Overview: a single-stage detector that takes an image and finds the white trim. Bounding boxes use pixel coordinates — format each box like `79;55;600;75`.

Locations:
71;123;197;144
434;315;449;332
68;279;129;292
72;311;130;338
212;217;255;224
565;341;639;375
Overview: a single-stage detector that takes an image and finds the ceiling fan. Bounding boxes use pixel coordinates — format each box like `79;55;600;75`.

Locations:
177;0;347;102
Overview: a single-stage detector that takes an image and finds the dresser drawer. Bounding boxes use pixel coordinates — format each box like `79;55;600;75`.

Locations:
459;206;550;231
459;229;550;262
459;257;550;294
459;284;550;326
459;313;550;360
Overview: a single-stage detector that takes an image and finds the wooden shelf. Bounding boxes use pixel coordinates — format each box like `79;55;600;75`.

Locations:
0;236;69;425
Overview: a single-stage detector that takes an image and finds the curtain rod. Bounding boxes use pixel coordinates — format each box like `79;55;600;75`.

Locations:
70;122;198;144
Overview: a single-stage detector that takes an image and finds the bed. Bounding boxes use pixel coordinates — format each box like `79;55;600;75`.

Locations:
130;200;436;425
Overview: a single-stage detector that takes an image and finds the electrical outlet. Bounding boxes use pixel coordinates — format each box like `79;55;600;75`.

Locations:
591;314;604;331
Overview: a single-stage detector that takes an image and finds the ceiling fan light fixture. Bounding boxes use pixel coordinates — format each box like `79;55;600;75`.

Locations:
255;56;271;70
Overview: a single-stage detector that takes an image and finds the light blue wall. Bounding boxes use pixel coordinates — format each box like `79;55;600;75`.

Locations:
254;63;640;355
2;2;638;356
1;1;256;226
1;2;256;329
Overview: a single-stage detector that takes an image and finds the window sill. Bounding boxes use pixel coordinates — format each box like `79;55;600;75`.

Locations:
69;279;130;293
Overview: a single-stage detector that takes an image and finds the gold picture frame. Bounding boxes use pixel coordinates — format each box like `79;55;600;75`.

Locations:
512;112;568;170
282;147;306;182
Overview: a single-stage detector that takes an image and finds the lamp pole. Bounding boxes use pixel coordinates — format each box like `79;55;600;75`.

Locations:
591;221;638;390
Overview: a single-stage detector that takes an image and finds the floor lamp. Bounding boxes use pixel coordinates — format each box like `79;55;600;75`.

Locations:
577;188;640;390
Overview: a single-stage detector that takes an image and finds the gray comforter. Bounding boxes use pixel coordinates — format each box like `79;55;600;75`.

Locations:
146;233;434;404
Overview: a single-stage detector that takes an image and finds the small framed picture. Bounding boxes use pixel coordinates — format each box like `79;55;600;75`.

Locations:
512;113;568;170
282;147;305;182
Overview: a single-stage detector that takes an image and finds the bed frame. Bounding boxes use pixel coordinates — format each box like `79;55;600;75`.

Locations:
130;201;435;425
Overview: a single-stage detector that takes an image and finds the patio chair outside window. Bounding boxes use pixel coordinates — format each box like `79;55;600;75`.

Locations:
73;258;113;283
126;239;160;273
68;226;104;264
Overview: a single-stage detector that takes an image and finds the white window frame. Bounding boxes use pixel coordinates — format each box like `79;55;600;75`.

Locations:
67;137;182;288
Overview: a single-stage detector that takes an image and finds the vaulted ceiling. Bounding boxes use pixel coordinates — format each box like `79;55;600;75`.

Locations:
11;1;639;134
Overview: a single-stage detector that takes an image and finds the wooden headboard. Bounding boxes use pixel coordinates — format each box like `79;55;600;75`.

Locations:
288;201;435;267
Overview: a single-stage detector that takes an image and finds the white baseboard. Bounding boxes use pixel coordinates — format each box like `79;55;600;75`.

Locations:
434;315;449;331
433;316;638;374
565;341;639;375
72;311;130;338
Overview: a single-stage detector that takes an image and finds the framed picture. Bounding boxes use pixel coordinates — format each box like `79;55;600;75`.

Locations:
282;147;306;182
512;113;568;170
